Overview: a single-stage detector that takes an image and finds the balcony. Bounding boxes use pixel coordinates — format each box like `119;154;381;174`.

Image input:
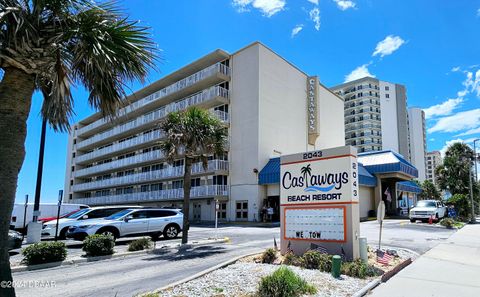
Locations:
77;63;230;137
72;185;228;206
72;160;229;192
345;124;382;132
76;85;230;151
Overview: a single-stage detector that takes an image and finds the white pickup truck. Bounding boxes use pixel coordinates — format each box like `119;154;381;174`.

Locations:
409;200;447;222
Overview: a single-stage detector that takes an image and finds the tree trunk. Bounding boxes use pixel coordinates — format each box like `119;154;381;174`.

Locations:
0;67;35;297
181;156;192;245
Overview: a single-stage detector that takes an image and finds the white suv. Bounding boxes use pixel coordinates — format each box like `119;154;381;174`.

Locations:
409;200;447;223
42;206;142;239
65;208;183;241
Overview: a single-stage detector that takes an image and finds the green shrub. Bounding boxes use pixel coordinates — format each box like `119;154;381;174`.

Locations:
257;266;317;297
302;250;332;272
283;251;304;267
82;234;115;257
440;217;455;228
128;237;153;252
448;194;470;218
22;242;67;265
261;248;277;264
340;259;378;279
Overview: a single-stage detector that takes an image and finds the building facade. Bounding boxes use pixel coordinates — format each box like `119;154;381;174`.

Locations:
64;42;345;222
426;151;442;184
331;77;410;160
408;108;427;181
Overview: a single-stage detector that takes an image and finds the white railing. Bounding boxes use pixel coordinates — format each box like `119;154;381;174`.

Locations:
77;63;230;136
76;85;229;151
72;185;228;206
74;150;165;178
76;130;165;163
72;160;229;192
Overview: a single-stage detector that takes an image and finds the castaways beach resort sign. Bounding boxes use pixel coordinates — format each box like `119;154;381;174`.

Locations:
280;146;360;260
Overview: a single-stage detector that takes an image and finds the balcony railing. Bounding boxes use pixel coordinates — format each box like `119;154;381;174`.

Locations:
345;124;382;132
76;85;229;151
72;160;229;192
72;185;228;206
77;63;230;136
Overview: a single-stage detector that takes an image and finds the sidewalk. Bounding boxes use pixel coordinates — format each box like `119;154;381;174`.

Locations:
369;223;480;297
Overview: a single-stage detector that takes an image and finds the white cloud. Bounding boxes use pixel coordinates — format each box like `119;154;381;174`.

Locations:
451;66;461;72
307;0;319;4
462;69;480;97
232;0;286;17
333;0;356;11
477;8;480;17
309;7;320;30
455;126;480;137
344;64;375;83
428;109;480;133
291;24;303;38
372;35;405;58
429;138;435;142
423;98;463;119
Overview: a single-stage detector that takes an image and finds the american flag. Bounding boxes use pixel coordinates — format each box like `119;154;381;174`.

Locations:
310;243;327;254
287;241;292;252
376;250;394;265
274;237;278;250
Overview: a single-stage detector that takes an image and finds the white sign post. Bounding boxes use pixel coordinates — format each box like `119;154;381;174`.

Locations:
377;201;385;250
215;200;219;240
280;146;360;260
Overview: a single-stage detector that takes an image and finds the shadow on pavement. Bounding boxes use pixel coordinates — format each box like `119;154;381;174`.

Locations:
144;245;227;262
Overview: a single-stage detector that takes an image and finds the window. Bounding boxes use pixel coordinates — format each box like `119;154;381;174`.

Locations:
70;180;73;186
148;210;177;218
218;202;227;220
142;166;151;173
385;86;389;91
191;178;201;187
125;169;135;176
140;184;150;192
72;152;76;158
236;201;248;220
173;160;184;167
151;183;163;191
115;188;123;195
151;163;163;171
124;186;134;194
385;94;390;98
213;175;227;185
130;210;149;219
172;180;183;189
84;192;91;198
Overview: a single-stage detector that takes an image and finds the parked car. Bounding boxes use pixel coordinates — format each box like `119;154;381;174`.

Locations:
10;203;88;232
8;230;23;251
38;209;83;223
409;200;447;222
42;206;142;239
66;208;183;241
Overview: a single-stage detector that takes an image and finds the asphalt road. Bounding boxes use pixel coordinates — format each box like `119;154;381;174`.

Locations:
11;220;456;297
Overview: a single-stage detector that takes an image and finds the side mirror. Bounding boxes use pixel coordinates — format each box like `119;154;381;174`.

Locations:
124;215;133;222
82;215;89;219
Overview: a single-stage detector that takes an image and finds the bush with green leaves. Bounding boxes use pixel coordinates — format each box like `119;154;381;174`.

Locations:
82;234;115;257
22;242;67;265
128;237;153;252
282;251;304;267
341;259;378;279
440;218;455;228
257;266;317;297
261;248;277;264
302;250;332;272
448;194;470;219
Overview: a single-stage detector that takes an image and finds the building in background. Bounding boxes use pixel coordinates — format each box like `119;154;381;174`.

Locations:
64;42;345;222
408;108;427;181
426;151;442;184
331;77;410;160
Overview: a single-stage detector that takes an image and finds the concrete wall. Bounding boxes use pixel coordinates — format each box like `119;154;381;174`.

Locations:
63;125;76;202
408;108;426;181
395;85;410;160
316;85;345;149
379;81;399;153
359;186;375;219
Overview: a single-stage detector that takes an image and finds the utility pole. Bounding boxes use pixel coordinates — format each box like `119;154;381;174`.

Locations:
474;139;479;183
33;118;47;222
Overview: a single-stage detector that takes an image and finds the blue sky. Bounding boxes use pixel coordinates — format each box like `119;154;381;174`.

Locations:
16;0;480;203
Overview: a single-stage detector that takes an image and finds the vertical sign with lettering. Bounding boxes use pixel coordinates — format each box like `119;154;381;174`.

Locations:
307;76;319;145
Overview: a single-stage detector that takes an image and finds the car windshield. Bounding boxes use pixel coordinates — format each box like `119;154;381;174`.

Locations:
416;201;436;208
105;209;132;220
66;208;90;219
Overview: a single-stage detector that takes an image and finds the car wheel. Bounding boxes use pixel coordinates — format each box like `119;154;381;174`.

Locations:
97;228;118;239
421;219;428;223
163;224;179;239
410;219;415;223
59;227;69;240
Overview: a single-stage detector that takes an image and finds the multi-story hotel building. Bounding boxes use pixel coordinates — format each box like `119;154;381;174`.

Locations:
426;151;442;184
64;42;345;222
408;108;427;181
330;77;410;160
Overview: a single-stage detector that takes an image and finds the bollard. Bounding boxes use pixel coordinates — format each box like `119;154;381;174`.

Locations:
359;237;368;263
331;255;342;278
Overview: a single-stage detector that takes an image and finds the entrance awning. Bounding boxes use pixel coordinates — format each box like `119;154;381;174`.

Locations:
397;181;422;193
358;150;418;179
359;164;377;187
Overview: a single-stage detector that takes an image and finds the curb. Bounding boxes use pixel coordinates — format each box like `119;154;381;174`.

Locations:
151;250;263;294
352;278;381;297
11;238;228;273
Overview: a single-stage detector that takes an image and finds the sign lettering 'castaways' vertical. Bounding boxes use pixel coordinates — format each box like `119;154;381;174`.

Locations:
307;76;319;145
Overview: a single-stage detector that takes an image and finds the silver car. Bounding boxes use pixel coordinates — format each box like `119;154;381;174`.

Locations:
66;208;183;241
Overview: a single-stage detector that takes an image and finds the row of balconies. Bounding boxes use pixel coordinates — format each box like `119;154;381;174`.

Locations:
72;160;228;192
71;185;229;206
345;109;381;117
77;63;230;137
344;100;380;111
342;84;380;95
345;123;382;132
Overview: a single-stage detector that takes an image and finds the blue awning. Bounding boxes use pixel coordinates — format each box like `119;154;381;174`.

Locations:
258;157;377;187
397;181;422;193
358;150;418;178
258;157;280;185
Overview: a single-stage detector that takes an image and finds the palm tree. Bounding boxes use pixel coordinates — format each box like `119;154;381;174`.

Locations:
301;164;312;187
0;2;157;296
160;107;228;244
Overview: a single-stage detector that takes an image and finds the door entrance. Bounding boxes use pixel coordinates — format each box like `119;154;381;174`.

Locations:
193;203;201;221
235;200;248;221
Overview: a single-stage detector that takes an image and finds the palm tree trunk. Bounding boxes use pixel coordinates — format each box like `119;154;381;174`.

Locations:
0;67;35;297
181;156;192;244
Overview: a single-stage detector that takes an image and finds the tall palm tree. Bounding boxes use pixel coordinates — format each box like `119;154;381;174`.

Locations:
301;164;312;187
0;1;157;296
160;107;228;244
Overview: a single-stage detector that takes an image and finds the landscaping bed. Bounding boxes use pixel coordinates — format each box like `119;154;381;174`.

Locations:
154;246;416;297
